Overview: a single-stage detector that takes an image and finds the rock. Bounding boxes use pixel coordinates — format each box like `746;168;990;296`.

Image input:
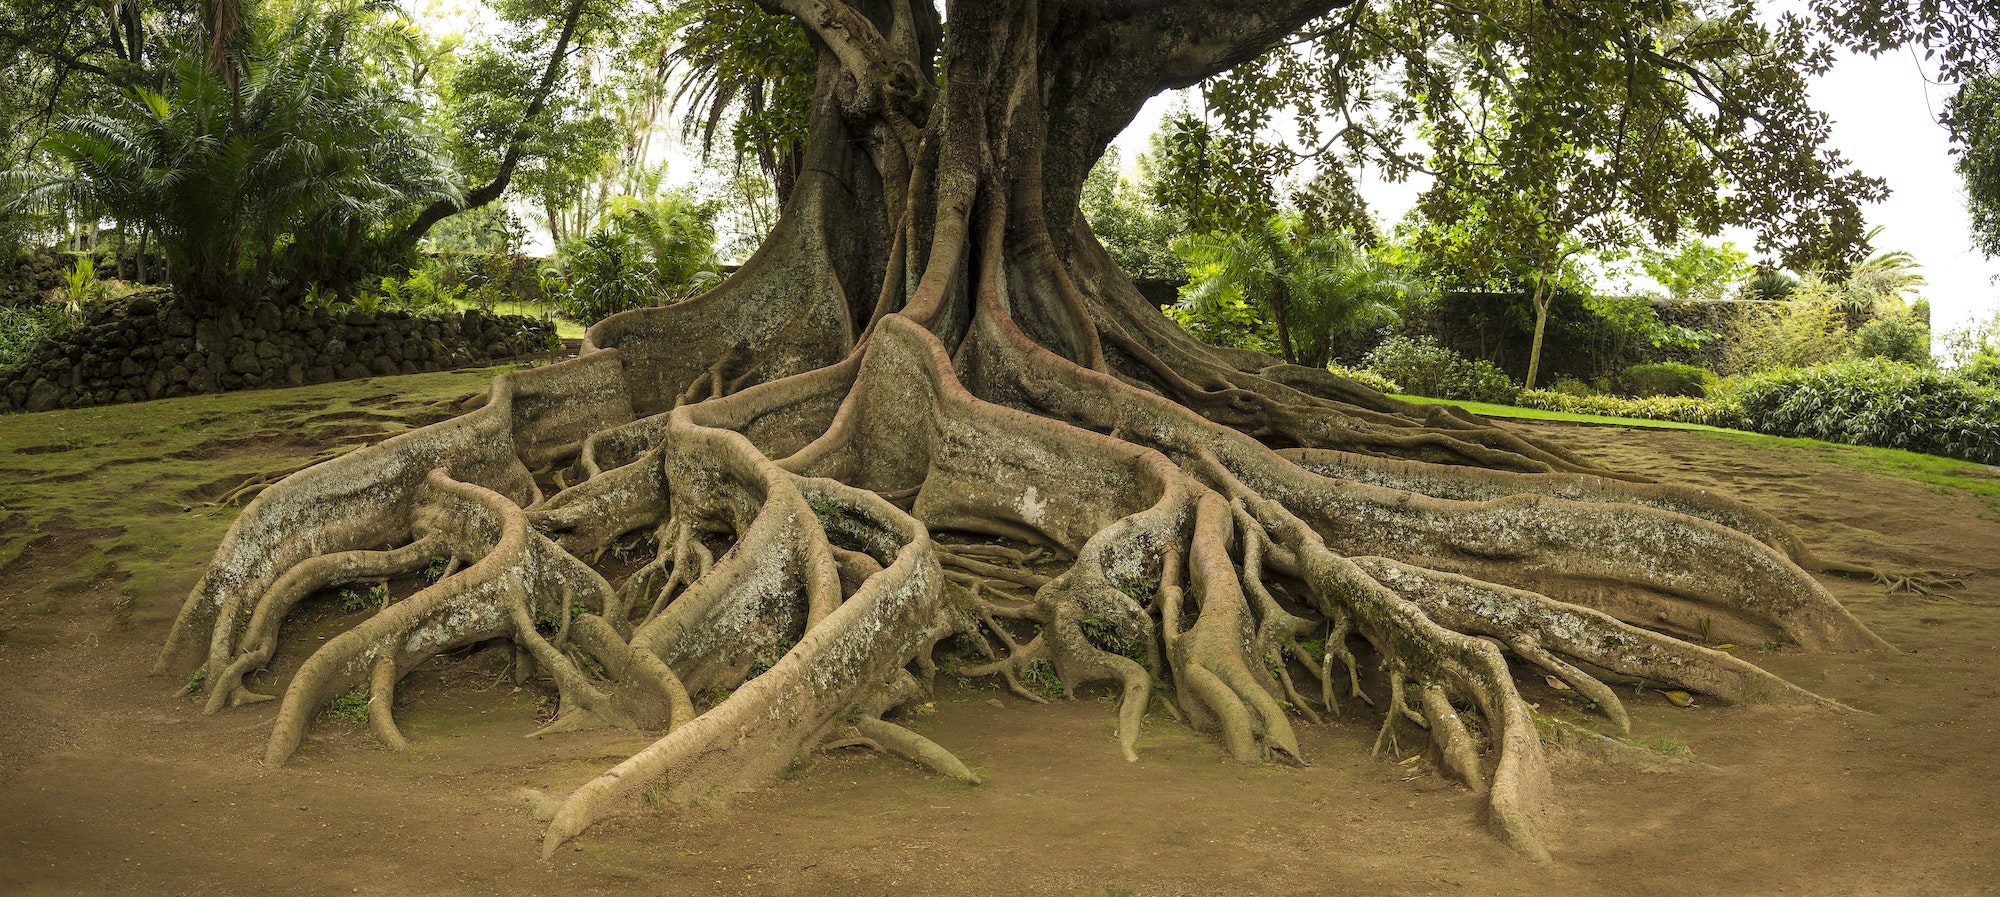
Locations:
25;378;61;412
194;319;223;351
127;295;158;315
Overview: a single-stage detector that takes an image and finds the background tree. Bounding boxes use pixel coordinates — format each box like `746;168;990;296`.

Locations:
1945;74;2000;257
162;0;1953;865
1078;148;1180;282
20;5;457;309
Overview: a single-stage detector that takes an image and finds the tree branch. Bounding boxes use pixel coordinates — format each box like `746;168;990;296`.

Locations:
398;0;588;247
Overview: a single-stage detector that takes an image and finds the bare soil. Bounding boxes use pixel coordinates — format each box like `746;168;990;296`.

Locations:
3;404;1999;896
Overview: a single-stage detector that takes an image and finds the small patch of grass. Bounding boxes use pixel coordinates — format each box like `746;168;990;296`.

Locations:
325;688;370;725
1625;733;1694;758
1022;657;1065;701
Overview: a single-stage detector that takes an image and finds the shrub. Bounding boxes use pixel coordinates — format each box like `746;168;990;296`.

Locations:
1362;335;1519;404
1962;352;2000;390
1328;363;1400;394
548;231;660;325
1853;317;1931;365
1621;362;1714;398
0;302;75;368
1547;375;1597;397
1730;359;2000;464
1726;300;1852;374
1514;390;1745;428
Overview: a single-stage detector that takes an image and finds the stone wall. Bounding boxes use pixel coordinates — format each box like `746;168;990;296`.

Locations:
0;293;558;413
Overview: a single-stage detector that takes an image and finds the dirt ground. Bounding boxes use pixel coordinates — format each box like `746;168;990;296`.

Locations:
3;383;1999;896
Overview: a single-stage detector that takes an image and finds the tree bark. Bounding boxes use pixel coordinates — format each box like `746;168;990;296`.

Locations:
161;0;1886;867
1525;279;1549;390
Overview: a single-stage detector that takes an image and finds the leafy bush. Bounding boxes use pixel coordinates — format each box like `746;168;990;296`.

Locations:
1514;389;1744;428
547;231;660;324
372;266;464;314
1725;299;1853;374
0;303;75;368
1362;335;1519;404
1328;363;1400;394
1853;316;1931;365
1622;362;1714;398
1962;353;2000;390
1547;376;1596;397
1730;359;2000;464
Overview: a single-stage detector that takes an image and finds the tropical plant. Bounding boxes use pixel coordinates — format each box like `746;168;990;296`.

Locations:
1175;214;1414;368
19;5;458;310
1731;359;2000;465
1726;296;1855;375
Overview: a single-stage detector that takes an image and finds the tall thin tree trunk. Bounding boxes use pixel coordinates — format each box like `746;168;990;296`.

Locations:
1524;279;1550;390
1271;282;1297;365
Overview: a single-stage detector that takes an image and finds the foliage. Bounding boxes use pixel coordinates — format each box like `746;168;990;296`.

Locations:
1944;74;2000;258
1174;214;1414;368
1328;363;1400;395
1145;111;1282;236
660;0;815;197
370;265;465;315
1080;148;1181;282
57;254;111;309
1209;2;1888;275
1163;292;1277;356
1581;292;1712;352
1622;363;1715;399
1513;389;1742;429
1853;316;1932;365
17;6;458;310
541;192;721;325
1363;335;1519;405
1726;299;1854;375
1730;359;2000;464
1743;269;1800;302
424;205;526;255
0;302;75;368
1940;308;2000;389
1638;239;1753;304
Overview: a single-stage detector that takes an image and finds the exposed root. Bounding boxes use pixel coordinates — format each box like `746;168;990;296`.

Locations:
165;304;1871;865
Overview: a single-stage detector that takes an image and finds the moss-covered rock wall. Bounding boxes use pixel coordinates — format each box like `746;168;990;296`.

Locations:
0;294;557;413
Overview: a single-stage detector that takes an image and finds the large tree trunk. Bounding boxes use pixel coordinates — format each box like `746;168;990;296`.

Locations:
158;0;1887;864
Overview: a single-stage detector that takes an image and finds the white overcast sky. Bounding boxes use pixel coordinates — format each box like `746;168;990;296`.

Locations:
1109;48;2000;344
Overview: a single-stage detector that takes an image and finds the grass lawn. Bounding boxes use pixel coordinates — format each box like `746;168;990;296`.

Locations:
1392;393;2000;514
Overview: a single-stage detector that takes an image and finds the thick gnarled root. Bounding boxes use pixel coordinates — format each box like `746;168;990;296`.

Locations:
163;304;1875;866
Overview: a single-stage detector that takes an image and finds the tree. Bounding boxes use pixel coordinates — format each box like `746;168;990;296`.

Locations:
1946;75;2000;257
1079;147;1180;282
1638;238;1753;305
20;6;457;309
164;0;1913;865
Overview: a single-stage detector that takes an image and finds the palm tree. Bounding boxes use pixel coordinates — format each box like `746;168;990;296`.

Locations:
1174;214;1416;368
21;4;457;310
